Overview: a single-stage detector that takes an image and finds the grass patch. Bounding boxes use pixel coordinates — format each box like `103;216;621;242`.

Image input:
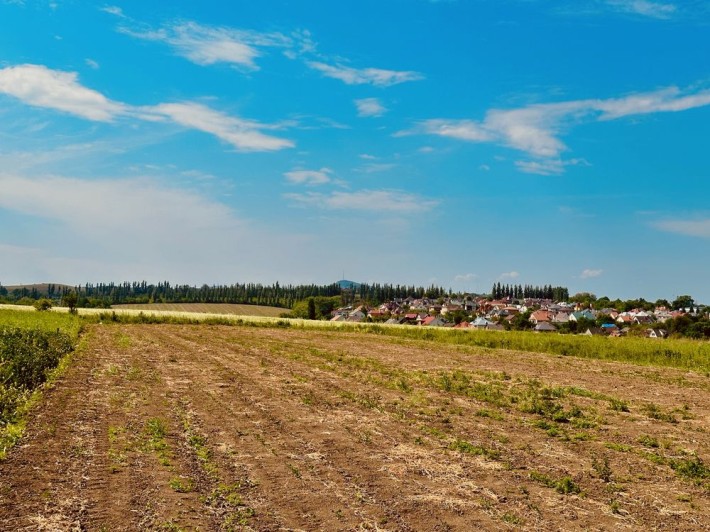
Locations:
449;438;501;460
145;418;172;466
530;471;581;494
169;476;195;493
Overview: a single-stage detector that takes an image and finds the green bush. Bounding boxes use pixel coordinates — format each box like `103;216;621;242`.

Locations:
0;327;73;424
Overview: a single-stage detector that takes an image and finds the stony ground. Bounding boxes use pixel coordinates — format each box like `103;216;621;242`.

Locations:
0;324;708;531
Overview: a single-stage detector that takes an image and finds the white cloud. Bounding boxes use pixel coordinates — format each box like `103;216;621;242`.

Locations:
284;168;332;185
0;64;125;121
101;5;125;17
605;0;676;19
355;98;387;117
358;163;397;174
119;21;290;70
149;102;294;152
515;158;589;175
594;87;710;120
580;269;603;279
406;85;710;164
359;153;377;160
653;218;710;238
479;164;491;171
0;64;293;153
0;173;311;283
454;273;478;282
284;190;438;213
0;174;238;240
85;58;100;70
307;61;423;87
499;271;520;280
408;119;493;143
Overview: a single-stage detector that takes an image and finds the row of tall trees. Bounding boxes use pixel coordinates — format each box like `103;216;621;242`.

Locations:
490;283;569;302
0;281;450;309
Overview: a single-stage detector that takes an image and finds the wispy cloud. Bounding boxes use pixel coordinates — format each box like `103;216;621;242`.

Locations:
515;158;589;175
101;5;126;18
284;190;438;213
580;268;603;279
404;85;710;165
307;61;423;87
605;0;676;19
0;64;125;121
118;20;290;70
0;174;239;239
357;162;397;174
284;168;333;185
85;58;100;70
499;271;520;280
0;64;294;152
454;273;478;283
0;173;309;283
355;98;387;117
149;102;294;152
653;218;710;238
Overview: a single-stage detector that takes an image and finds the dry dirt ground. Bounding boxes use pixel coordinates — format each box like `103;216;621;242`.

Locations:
0;324;708;531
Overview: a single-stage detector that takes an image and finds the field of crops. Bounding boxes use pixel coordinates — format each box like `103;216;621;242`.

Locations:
0;311;707;530
112;302;287;318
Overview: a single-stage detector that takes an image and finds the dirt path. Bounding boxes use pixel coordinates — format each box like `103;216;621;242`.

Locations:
0;324;708;530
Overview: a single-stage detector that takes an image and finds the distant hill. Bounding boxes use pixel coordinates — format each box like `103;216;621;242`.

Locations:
337;280;361;290
4;283;74;296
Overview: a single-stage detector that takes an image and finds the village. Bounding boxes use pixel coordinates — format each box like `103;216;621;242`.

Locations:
328;295;702;339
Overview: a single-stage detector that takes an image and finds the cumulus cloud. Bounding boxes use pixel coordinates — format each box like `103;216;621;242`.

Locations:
653;218;710;238
307;61;423;87
0;64;126;121
404;85;710;165
355;98;387;117
284;168;333;185
580;269;603;279
284;190;438;213
149;102;294;152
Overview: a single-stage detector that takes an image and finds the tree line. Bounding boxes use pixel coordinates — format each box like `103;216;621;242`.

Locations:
490;283;569;302
0;280;450;309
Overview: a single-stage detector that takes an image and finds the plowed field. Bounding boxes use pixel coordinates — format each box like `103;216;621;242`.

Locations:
0;324;708;530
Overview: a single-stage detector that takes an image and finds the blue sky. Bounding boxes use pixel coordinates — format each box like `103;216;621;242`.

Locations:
1;0;709;302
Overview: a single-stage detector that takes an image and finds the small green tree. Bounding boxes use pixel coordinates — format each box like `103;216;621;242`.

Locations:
62;292;78;314
33;298;53;311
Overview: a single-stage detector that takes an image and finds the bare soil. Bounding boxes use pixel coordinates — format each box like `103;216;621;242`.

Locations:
0;324;708;531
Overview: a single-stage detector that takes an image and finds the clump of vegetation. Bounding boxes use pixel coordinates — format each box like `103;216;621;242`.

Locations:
0;310;80;458
592;455;613;482
670;455;709;485
529;471;581;494
449;438;501;460
641;403;677;424
0;327;73;422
